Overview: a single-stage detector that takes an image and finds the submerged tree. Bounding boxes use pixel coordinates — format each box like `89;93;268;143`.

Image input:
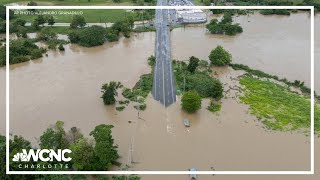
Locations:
181;91;202;113
39;121;69;150
209;45;232;66
187;56;200;73
90;124;119;170
101;81;122;105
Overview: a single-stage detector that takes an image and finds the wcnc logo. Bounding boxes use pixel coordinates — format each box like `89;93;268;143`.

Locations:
12;149;72;169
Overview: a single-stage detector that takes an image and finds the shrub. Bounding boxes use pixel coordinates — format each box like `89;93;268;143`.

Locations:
187;73;223;99
101;81;122;105
37;27;58;42
260;9;291;15
58;44;65;51
181;91;202;113
78;26;106;47
30;49;44;59
134;104;146;111
206;12;243;35
9;39;47;64
207;101;221;113
187;56;200;73
106;28;119;42
68;31;81;43
0;47;5;66
70;15;86;29
147;55;156;67
209;46;232;66
116;106;125;111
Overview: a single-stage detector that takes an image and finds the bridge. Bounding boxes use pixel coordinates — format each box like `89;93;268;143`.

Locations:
152;0;177;107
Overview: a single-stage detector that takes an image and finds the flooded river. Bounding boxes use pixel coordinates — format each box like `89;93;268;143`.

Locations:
0;12;319;176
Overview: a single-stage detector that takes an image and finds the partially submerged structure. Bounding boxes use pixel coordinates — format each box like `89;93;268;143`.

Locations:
169;0;207;24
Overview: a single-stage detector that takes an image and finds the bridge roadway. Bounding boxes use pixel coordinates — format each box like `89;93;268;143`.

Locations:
152;0;176;107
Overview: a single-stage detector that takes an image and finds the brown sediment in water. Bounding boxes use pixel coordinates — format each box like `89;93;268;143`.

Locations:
0;13;318;173
172;12;314;91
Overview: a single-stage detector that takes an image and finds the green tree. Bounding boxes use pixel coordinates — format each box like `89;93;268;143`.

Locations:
90;124;119;170
58;44;65;51
101;81;122;105
34;15;46;27
209;45;232;66
0;5;14;20
220;12;232;24
39;121;69;150
0;135;6;180
14;19;26;27
32;19;40;30
187;56;200;73
37;27;57;41
111;20;133;38
27;1;38;6
70;15;86;29
187;73;223;99
0;47;5;67
15;26;27;38
67;127;83;144
181;91;202;113
78;25;106;47
147;55;156;67
9;135;33;172
68;30;81;43
0;20;5;33
47;15;55;26
106;29;119;42
69;138;94;170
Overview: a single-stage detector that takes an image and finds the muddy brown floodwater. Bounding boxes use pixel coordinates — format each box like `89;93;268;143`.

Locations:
0;12;319;178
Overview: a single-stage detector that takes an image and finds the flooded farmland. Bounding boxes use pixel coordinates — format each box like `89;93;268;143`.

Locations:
0;11;319;175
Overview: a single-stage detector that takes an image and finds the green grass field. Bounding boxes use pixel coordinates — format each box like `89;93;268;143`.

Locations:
14;9;141;23
240;75;320;133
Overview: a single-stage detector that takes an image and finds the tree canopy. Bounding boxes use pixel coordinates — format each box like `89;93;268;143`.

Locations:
181;91;202;113
187;56;200;73
206;12;243;36
209;45;232;66
70;15;86;29
101;81;123;105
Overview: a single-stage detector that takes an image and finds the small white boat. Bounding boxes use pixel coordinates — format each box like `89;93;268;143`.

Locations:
184;119;190;127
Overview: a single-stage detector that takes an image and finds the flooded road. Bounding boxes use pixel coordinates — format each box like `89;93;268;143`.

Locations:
0;12;318;174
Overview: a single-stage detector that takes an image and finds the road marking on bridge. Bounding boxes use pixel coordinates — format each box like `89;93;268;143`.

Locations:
162;60;166;106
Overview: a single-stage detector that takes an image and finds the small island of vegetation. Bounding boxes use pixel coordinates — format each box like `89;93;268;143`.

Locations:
206;12;243;36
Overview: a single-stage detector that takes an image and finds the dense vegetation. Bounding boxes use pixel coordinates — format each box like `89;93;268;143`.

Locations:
68;17;134;47
207;100;221;113
0;121;136;179
240;75;320;133
260;9;291;15
229;63;320;101
101;81;123;105
0;46;5;67
181;91;202;113
9;38;46;64
206;12;243;36
174;57;223;99
69;25;108;47
209;45;232;66
101;56;154;111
